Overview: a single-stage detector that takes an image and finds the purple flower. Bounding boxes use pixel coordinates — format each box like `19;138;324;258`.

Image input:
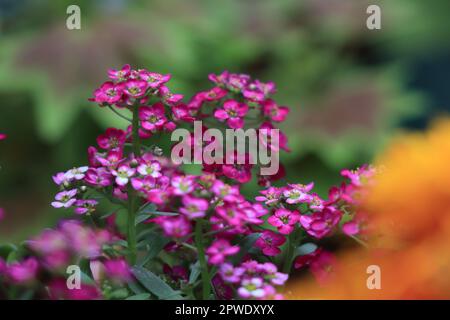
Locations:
51;189;77;208
219;263;245;283
111;165;136;186
206;239;240;265
180;195;209;219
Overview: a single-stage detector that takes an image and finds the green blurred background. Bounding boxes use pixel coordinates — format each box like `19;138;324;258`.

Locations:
1;0;449;241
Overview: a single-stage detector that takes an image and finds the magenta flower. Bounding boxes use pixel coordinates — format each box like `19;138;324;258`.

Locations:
104;258;132;283
52;172;72;186
283;183;314;204
255;230;286;256
180;195;209;219
108;64;131;81
200;87;228;101
0;133;7;140
74;199;98;215
211;180;241;202
212;274;234;300
206;239;240;265
214;100;248;129
262;99;289;122
258;122;290;152
139;103;167;131
267;208;300;235
219;263;245;283
0;208;4;221
90;81;124;104
163;264;188;282
139;70;171;88
111;164;135;186
255;187;282;206
341;165;376;187
7;258;39;283
222;152;253;184
48;278;100;300
124;79;148;98
51;189;77;208
160;216;191;238
159;86;184;105
84;168;112;187
97;128;126;150
131;176;157;193
299;207;342;239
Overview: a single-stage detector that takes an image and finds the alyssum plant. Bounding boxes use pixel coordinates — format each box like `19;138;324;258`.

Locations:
0;66;373;300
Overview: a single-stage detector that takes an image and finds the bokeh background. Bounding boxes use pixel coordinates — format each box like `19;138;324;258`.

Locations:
1;0;449;242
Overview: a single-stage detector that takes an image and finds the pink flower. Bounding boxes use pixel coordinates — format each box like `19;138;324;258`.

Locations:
124;79;148;98
171;175;195;195
7;258;39;283
96;149;123;168
309;251;337;285
160;216;191;238
222;152;253;184
341;165;376;187
0;133;7;140
255;187;282;206
159;86;184;105
163;264;188;282
137;160;161;178
139;103;167;131
131;176;157;193
84;168;112;187
74;199;98;215
179;195;209;219
97;128;126;150
48;278;100;300
65;166;89;180
171;104;195;122
309;194;325;211
111;164;135;186
51;189;77;208
0;208;4;221
138;70;171;88
206;239;240;265
299;207;342;239
342;212;368;236
237;277;266;299
90;81;124;105
200;87;228;101
283;183;314;204
267;208;300;234
219;263;245;283
104;258;132;283
214;100;248;129
211;180;241;202
255;230;286;256
108;64;131;81
212;275;234;300
258;122;290;152
262;99;289;122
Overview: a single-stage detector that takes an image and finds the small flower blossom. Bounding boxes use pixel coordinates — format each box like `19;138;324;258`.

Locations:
255;230;286;256
51;189;78;208
214;100;248;129
74;199;98;215
103;258;132;283
160;216;192;238
267;208;300;235
262;99;289;122
65;166;89;180
237;277;266;299
206;239;240;265
179;195;209;219
108;64;131;81
171;175;195;195
299;207;342;239
139;103;167;131
138;70;171;88
97;128;126;150
137;160;161;178
124;79;148;98
255;187;282;206
283;183;314;204
7;258;39;283
90;81;124;105
219;263;245;283
84;168;112;187
111;165;136;186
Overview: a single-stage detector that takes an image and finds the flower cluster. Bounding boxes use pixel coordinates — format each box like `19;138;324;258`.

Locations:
0;220;131;299
218;260;287;299
1;66;374;300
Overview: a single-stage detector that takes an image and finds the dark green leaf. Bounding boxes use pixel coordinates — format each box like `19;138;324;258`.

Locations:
231;233;261;264
294;243;318;257
132;266;184;300
126;293;151;300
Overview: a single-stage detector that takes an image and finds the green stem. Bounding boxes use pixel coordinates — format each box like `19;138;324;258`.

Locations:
195;220;211;300
127;104;141;265
282;232;296;273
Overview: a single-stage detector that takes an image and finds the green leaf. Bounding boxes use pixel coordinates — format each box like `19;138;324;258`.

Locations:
137;233;170;266
126;293;151;300
0;244;17;259
132;266;184;300
188;261;201;284
294;243;318;257
135;213;152;226
231;233;261;264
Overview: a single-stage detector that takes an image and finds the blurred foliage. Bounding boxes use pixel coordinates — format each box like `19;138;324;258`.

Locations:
0;0;449;240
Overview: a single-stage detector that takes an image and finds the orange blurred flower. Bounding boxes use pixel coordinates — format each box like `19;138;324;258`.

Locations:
285;118;450;299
